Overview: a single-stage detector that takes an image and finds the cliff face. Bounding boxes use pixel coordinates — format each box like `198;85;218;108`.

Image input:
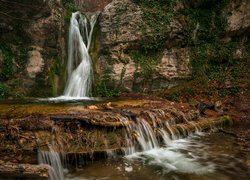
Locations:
76;0;112;11
0;0;65;97
94;0;250;94
0;0;249;98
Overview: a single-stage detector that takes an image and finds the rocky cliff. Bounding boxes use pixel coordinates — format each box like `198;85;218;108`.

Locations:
0;0;65;97
0;0;249;98
93;0;250;95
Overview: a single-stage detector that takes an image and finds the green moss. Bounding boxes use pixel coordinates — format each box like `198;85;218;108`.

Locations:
223;115;233;127
0;83;10;98
0;43;13;81
48;57;63;96
94;80;121;98
62;0;79;12
129;50;161;78
181;0;229;45
165;92;180;102
133;0;175;52
89;21;101;64
245;39;250;57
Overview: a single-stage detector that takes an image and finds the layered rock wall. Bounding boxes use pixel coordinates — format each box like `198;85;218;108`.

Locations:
0;0;249;97
94;0;250;93
0;0;65;97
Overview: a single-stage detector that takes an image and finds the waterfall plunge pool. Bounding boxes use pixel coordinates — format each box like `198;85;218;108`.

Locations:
66;132;249;180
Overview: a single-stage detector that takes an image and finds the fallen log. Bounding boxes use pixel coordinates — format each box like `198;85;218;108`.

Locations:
0;160;49;179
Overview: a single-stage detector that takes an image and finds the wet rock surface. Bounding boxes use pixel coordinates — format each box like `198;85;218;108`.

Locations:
0;97;227;166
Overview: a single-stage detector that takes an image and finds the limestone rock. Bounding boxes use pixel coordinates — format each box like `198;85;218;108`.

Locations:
26;47;44;79
97;55;137;92
155;48;190;80
77;0;112;12
0;0;65;96
111;60;137;92
100;0;144;47
226;0;250;35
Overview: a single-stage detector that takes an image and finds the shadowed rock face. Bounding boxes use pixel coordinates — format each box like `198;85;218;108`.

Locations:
226;0;250;36
0;0;65;97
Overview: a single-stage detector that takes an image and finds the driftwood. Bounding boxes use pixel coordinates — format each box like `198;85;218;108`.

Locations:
0;160;49;179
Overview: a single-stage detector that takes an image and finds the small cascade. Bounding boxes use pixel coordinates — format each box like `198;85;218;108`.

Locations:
120;109;215;174
121;109;202;155
63;12;99;98
38;146;65;180
34;105;221;175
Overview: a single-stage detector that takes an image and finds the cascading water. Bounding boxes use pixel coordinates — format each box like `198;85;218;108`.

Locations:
63;12;98;98
38;146;65;180
116;110;215;174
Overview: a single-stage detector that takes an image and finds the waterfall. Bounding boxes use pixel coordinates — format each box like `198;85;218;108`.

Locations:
63;12;98;98
38;146;65;180
119;110;214;174
118;110;202;154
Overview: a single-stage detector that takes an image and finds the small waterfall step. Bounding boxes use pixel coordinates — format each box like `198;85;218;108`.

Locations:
38;146;65;180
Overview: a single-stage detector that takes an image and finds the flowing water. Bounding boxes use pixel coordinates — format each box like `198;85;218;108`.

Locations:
1;6;248;180
66;132;249;180
37;112;249;180
63;12;98;98
38;146;65;180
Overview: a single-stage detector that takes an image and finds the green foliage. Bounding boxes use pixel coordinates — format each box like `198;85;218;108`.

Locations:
181;0;229;45
223;115;233;126
190;42;237;79
17;47;28;67
133;0;175;52
133;0;175;26
165;92;180;102
51;57;62;76
62;0;79;12
245;39;250;57
0;42;28;81
63;0;79;22
129;50;161;78
0;83;9;98
180;0;247;98
94;71;120;97
0;43;13;81
95;82;120;98
219;87;240;97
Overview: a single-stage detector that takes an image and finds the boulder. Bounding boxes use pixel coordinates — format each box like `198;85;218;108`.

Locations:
226;0;250;35
99;0;144;47
26;47;44;79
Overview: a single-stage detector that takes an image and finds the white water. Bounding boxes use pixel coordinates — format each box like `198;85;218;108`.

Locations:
126;136;215;175
118;110;215;174
63;12;98;98
38;146;65;180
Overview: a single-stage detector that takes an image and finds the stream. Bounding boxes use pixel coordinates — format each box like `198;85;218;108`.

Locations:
0;99;249;180
66;132;249;180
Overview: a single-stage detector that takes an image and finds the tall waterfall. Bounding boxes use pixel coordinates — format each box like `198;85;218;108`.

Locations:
63;12;98;98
